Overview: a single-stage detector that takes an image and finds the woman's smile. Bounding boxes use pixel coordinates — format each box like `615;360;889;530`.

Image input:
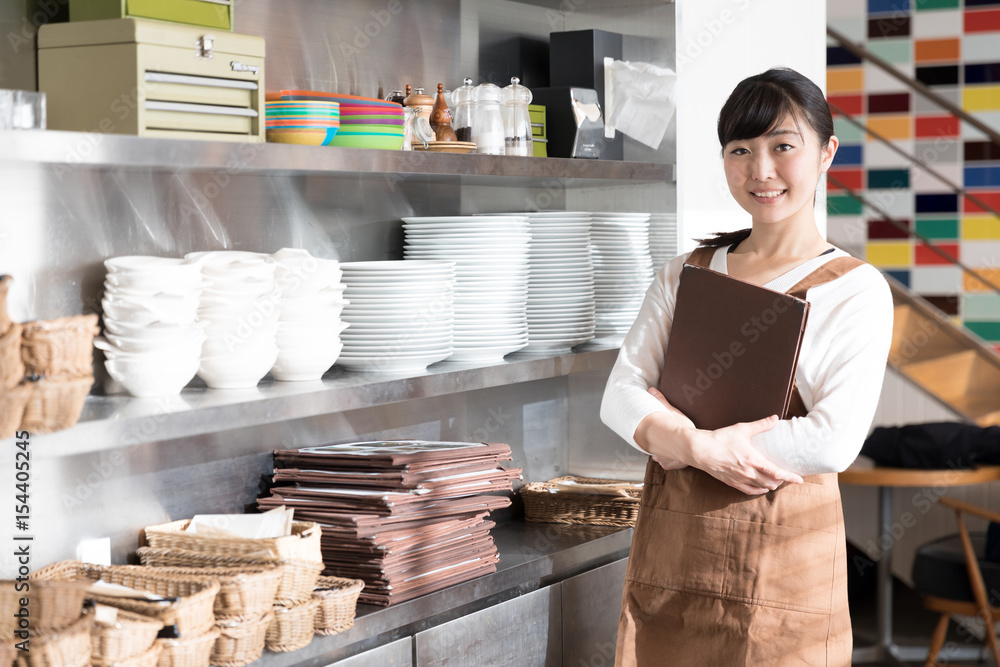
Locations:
750;189;787;202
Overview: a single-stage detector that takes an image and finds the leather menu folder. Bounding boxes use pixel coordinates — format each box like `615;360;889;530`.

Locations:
658;264;810;430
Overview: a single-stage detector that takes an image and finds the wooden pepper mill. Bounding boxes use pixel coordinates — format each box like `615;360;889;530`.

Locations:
430;83;458;142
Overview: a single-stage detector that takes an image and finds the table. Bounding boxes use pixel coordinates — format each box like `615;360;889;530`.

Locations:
839;465;1000;666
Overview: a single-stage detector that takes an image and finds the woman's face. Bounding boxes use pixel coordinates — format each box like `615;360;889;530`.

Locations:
722;113;838;226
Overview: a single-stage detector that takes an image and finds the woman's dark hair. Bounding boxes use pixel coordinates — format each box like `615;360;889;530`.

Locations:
697;68;834;248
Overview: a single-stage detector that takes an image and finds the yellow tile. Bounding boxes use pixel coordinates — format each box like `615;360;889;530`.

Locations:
867;241;912;266
964;267;1000;292
827;67;864;93
866;114;911;140
964;85;1000;113
963;216;1000;240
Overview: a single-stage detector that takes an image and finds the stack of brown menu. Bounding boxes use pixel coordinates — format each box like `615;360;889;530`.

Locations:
258;440;522;606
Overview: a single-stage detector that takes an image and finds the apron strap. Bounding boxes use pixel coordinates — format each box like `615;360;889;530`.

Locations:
685;246;717;269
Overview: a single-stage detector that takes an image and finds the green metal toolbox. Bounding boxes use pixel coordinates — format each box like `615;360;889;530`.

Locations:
70;0;234;31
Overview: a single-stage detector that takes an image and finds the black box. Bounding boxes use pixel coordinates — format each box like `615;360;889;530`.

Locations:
549;29;624;160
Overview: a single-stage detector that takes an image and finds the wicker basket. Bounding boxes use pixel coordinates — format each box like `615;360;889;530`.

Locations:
265;599;318;653
136;548;323;605
211;611;273;667
31;561;219;639
96;641;162;667
0;578;89;639
0;322;23;392
519;475;643;527
88;605;163;663
312;576;364;636
144;520;323;563
155;627;219;667
0;275;12;338
13;615;90;667
0;382;32;440
20;314;99;381
19;375;93;434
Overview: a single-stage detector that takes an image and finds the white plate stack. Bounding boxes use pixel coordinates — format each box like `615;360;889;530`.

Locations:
339;261;456;373
521;211;596;352
590;212;654;344
402;216;529;363
649;212;679;269
188;251;283;389
270;248;348;381
97;256;205;397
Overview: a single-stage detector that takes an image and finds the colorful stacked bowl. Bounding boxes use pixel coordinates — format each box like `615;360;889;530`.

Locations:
270;90;404;150
265;99;340;146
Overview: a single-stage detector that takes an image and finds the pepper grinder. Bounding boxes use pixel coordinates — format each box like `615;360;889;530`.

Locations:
403;86;434;124
430;83;458;142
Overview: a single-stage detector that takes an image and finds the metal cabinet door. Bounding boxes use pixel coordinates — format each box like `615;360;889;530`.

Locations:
561;558;628;666
415;586;562;666
325;638;412;667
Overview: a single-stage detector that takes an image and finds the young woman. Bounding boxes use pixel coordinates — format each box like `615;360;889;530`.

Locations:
601;68;893;665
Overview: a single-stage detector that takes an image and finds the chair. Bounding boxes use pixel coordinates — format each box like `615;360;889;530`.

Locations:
911;496;1000;667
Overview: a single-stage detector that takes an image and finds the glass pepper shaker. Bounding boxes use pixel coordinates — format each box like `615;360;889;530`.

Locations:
452;77;476;143
471;82;504;155
501;77;533;157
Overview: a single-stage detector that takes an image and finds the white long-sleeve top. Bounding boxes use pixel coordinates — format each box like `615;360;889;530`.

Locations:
600;245;894;475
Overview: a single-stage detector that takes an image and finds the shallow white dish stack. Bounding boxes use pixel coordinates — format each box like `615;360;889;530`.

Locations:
270;248;348;381
97;256;205;397
402;216;529;363
339;261;456;373
520;211;596;353
187;250;283;389
648;212;679;269
590;212;654;344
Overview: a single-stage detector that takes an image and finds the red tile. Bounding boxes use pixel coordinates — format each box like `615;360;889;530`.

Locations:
963;190;1000;213
915;115;960;138
965;8;1000;33
868;92;910;114
915;242;960;265
827;94;864;116
869;219;911;240
828;168;864;191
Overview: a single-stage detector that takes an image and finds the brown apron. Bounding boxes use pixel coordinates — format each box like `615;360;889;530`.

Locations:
616;247;864;667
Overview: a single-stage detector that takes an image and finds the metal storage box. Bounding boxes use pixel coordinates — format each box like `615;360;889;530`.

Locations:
70;0;234;31
38;18;263;142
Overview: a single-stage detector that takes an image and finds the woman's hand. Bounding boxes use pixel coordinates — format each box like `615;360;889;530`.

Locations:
685;415;804;495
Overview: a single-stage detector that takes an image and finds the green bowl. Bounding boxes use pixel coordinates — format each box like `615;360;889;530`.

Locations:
328;133;405;150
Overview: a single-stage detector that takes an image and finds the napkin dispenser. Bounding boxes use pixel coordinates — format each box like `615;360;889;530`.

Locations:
530;87;605;159
38;18;264;142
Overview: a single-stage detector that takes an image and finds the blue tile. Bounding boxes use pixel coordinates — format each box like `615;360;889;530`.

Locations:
915;193;958;213
868;0;910;13
885;269;911;288
833;144;864;166
965;63;1000;86
828;46;863;66
964;166;1000;187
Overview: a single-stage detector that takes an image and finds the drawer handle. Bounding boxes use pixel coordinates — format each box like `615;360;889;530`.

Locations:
197;34;214;60
145;72;259;90
145;100;258;117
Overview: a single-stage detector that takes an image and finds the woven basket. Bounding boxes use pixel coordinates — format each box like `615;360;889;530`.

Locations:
13;615;90;667
88;605;162;663
31;561;219;639
144;520;323;563
0;578;89;639
211;611;273;667
20;314;99;381
266;599;318;653
19;375;93;434
136;548;323;605
0;382;32;440
155;627;219;667
312;576;364;636
0;322;23;392
0;275;12;337
519;475;643;527
96;641;162;667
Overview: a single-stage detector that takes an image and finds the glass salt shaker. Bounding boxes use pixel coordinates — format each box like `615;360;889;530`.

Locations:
452;77;476;143
471;82;504;155
501;77;533;157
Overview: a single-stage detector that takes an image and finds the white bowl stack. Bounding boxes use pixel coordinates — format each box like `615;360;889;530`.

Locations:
188;251;283;389
270;248;348;381
521;211;596;353
649;212;679;269
97;256;205;397
590;212;654;344
402;216;529;363
339;261;456;373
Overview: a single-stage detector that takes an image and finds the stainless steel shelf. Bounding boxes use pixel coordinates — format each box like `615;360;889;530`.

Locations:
0;130;674;184
30;346;620;458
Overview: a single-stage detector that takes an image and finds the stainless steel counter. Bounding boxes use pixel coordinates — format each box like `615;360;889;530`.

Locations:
251;521;633;666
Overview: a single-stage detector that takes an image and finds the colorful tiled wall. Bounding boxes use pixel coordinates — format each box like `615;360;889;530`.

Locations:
827;0;1000;352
